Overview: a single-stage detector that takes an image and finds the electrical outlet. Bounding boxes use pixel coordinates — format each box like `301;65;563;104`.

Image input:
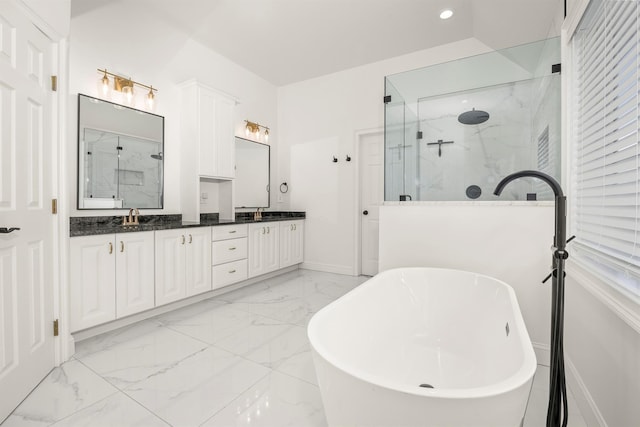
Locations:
201;192;208;202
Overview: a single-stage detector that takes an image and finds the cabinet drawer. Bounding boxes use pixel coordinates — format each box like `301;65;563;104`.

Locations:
212;259;248;289
212;224;248;241
212;237;247;265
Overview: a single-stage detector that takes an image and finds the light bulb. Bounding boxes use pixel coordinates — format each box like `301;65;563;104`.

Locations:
255;127;260;139
245;124;251;137
264;129;269;143
122;85;134;105
99;70;110;98
146;86;155;110
101;73;109;96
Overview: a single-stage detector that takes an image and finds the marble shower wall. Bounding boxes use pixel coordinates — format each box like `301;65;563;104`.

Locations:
416;80;535;201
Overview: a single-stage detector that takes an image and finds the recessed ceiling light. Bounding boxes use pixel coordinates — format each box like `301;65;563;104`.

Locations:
440;9;454;20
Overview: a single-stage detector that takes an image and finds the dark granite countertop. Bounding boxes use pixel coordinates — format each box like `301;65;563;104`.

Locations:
70;212;306;237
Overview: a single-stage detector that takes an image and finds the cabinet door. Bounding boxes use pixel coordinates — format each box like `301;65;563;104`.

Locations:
155;228;186;306
279;221;294;268
185;227;212;297
291;221;304;265
262;224;280;274
197;87;235;179
247;224;265;278
69;235;116;332
214;95;236;179
116;231;155;318
198;89;217;177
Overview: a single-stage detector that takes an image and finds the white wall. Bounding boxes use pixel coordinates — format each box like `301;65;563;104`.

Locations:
379;203;555;360
68;6;278;217
564;261;640;427
277;38;493;275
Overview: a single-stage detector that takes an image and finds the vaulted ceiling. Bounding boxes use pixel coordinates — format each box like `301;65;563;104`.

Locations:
71;0;561;86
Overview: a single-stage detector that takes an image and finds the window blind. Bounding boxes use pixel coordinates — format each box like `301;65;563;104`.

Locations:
572;0;640;297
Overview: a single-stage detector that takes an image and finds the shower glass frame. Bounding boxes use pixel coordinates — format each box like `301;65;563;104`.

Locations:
384;37;561;202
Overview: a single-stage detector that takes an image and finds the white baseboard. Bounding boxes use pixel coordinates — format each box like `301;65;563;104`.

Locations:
565;355;608;427
533;342;550;366
300;261;355;276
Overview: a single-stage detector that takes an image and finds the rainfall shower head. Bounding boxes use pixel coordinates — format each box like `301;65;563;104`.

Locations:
150;152;163;160
458;108;490;125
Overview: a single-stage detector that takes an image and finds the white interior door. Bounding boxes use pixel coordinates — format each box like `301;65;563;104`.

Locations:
360;131;384;276
0;2;55;421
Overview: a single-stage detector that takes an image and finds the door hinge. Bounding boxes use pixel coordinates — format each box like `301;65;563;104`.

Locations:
51;75;57;91
51;198;58;214
383;95;391;103
53;319;59;336
551;63;561;74
417;131;423;140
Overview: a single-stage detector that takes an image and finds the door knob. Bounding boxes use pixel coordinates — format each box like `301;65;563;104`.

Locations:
362;210;368;215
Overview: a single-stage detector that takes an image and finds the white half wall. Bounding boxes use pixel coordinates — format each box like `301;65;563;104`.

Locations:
379;203;555;358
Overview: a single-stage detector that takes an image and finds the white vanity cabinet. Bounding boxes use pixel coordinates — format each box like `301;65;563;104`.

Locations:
248;223;280;278
212;224;248;289
69;231;155;332
155;227;212;306
279;220;304;268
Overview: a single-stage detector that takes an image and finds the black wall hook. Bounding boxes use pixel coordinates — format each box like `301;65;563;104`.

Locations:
345;155;351;162
332;156;338;163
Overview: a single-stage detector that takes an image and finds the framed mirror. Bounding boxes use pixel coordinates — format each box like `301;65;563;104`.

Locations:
77;94;164;209
235;137;270;208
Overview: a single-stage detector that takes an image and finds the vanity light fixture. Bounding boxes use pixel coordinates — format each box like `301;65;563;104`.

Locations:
97;68;158;110
245;120;270;142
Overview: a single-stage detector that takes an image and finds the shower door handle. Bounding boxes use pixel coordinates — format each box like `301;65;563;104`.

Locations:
362;210;368;215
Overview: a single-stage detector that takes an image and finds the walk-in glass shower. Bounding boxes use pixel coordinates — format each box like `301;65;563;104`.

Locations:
384;38;561;202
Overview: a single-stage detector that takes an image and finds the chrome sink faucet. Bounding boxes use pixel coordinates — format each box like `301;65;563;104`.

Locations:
254;207;262;221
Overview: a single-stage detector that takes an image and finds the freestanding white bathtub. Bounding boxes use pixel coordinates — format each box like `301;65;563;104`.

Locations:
308;267;537;427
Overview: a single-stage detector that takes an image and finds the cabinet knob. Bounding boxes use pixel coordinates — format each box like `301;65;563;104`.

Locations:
363;210;369;215
120;241;124;252
229;247;236;251
262;227;265;234
108;242;113;254
181;235;185;245
189;234;193;244
228;269;236;274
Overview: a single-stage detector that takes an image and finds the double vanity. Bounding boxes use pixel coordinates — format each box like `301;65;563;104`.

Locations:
72;83;284;337
69;212;304;334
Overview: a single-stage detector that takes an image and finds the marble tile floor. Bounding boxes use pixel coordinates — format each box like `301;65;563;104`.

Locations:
3;269;587;427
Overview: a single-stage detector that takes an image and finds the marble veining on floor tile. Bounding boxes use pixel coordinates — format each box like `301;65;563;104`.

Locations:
1;360;117;427
200;371;326;427
122;346;270;427
74;322;209;389
1;269;589;427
